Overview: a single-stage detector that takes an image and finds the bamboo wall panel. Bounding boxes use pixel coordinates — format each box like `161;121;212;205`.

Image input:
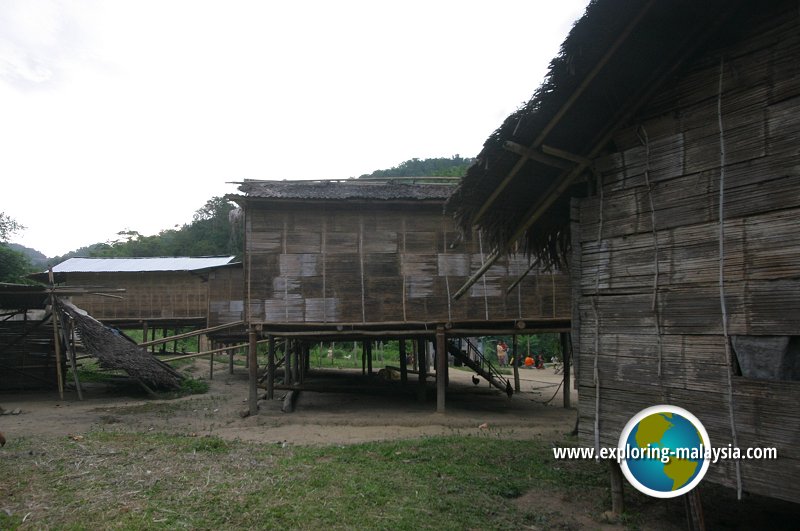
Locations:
64;272;211;322
245;203;569;325
208;266;244;327
575;3;800;504
0;320;59;390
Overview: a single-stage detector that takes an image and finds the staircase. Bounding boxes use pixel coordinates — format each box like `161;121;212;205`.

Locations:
447;339;513;397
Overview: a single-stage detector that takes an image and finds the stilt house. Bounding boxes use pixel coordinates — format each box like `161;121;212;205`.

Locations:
448;0;800;504
230;179;570;409
41;256;237;330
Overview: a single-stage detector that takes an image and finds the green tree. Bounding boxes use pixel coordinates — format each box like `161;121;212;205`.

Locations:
0;212;23;243
358;155;473;179
71;197;243;260
0;212;33;282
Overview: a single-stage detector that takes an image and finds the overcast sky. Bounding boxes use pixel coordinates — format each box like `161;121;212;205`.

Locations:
1;0;588;258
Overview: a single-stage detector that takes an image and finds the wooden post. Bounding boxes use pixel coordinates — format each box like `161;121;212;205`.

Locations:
267;335;275;400
51;305;64;400
361;341;366;375
64;318;83;401
47;269;64;400
353;341;358;368
609;460;625;516
229;345;235;374
366;341;373;375
512;335;521;393
683;489;705;531
209;348;215;380
436;328;446;413
285;340;293;386
561;332;572;408
399;339;408;384
248;327;258;416
417;339;426;403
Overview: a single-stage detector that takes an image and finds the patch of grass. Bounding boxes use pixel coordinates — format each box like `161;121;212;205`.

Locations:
178;377;210;395
0;432;609;530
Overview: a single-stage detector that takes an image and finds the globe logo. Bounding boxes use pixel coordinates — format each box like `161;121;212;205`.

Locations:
618;405;711;498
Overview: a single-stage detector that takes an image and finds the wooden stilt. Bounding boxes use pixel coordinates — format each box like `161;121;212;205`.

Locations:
285;340;294;386
561;332;572;408
417;339;426;403
683;489;705;531
512;335;520;392
267;335;275;400
366;341;373;375
229;345;234;374
436;327;446;413
399;339;408;384
248;327;259;416
609;460;625;516
361;341;366;375
209;347;215;380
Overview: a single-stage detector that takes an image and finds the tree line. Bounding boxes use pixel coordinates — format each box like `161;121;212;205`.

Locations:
1;156;471;283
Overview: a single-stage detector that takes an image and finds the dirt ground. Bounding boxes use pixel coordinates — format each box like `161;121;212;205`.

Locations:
0;361;579;446
4;363;797;529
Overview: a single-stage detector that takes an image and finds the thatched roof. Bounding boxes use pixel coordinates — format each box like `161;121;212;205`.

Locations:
232;179;455;203
57;299;183;390
446;0;741;264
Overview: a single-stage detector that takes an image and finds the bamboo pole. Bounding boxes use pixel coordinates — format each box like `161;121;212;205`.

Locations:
138;320;245;347
162;339;269;362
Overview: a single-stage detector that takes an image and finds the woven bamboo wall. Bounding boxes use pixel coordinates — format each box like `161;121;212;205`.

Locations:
575;3;800;503
64;272;210;323
208;266;244;327
244;202;569;326
0;319;59;390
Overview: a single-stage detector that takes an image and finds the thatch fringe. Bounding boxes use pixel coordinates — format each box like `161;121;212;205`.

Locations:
56;299;183;390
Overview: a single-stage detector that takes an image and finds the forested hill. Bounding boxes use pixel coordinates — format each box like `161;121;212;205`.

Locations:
49;197;243;265
358;156;473;179
54;156;472;262
3;156;472;282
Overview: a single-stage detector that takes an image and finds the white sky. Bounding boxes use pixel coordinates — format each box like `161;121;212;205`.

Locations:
1;0;588;258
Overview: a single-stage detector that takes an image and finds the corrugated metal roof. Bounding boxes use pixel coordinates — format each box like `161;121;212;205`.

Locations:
233;179;456;201
51;256;236;273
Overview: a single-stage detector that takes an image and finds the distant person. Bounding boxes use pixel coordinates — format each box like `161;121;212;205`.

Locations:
497;341;508;367
524;355;534;368
536;355;545;369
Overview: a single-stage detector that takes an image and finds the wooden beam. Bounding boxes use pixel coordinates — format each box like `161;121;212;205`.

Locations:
505;257;542;294
503;141;572;170
540;144;593;167
452;250;500;300
470;0;657;225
